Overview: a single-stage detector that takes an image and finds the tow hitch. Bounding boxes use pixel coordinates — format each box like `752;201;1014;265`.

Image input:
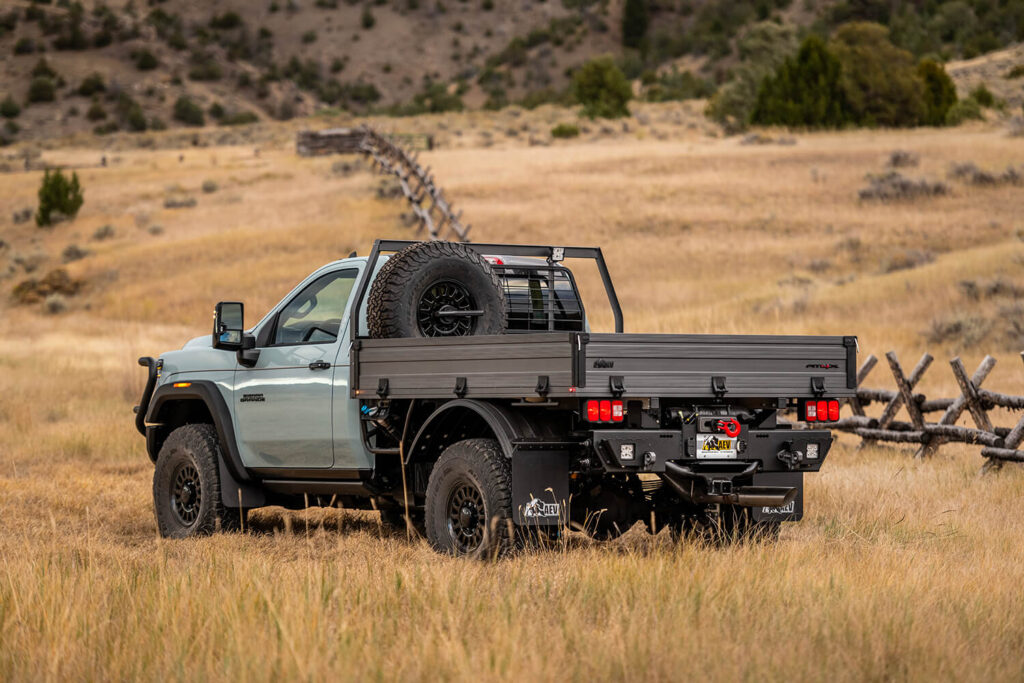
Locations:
661;461;798;508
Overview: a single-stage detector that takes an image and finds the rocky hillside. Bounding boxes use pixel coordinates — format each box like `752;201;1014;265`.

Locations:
1;0;1022;143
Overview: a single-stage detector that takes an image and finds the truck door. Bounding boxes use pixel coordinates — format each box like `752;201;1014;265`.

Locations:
234;268;358;469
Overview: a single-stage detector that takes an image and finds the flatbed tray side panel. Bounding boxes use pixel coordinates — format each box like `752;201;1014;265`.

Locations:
583;334;856;398
355;333;576;399
354;333;857;400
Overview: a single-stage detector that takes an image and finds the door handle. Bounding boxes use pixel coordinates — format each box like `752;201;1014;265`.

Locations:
308;360;331;370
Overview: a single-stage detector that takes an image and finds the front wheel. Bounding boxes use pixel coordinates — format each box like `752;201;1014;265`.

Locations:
153;424;239;538
424;438;512;558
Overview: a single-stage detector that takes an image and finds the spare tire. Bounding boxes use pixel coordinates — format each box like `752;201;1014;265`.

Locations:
368;241;507;338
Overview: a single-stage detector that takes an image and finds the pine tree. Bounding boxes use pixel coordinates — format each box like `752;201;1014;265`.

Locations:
751;36;848;128
917;59;957;126
621;0;649;49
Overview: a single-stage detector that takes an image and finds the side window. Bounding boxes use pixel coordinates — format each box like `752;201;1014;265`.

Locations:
272;269;357;345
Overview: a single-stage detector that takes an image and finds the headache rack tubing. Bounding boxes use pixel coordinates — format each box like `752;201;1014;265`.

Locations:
348;239;624;343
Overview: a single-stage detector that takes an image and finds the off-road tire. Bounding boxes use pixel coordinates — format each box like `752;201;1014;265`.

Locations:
367;241;507;339
424;438;512;558
153;424;238;538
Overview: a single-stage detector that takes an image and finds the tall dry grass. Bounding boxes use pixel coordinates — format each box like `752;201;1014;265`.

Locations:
1;118;1023;681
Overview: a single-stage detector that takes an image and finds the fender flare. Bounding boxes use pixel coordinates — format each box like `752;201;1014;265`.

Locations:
406;399;539;463
145;381;264;508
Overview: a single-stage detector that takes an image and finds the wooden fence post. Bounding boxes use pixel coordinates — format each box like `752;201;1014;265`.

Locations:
916;355;996;459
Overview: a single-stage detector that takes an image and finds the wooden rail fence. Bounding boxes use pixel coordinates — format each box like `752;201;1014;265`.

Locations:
296;126;465;241
834;351;1024;472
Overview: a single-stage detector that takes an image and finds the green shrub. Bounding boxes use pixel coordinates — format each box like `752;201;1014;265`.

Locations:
93;121;119;135
36;169;84;226
209;11;242;30
14;37;35;54
188;51;222;81
572;56;631;119
31;58;58;80
644;68;713;102
705;21;797;132
361;6;375;29
917;59;957;126
751;35;848;128
621;0;649;49
86;101;106;121
1;95;20;118
945;98;984;126
77;73;106;97
301;30;317;44
969;83;995;108
133;49;158;70
1005;65;1024;80
830;22;926;127
220;110;258;125
122;100;147;131
519;87;570;109
27;77;56;103
173;96;205;126
208;102;226;120
551;122;580;138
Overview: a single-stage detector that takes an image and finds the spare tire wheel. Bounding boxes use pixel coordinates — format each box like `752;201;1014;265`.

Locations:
368;241;507;338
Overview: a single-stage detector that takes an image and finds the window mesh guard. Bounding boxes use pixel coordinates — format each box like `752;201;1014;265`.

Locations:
493;265;585;332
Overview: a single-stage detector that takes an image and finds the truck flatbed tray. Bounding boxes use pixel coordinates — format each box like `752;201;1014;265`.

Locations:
352;332;858;400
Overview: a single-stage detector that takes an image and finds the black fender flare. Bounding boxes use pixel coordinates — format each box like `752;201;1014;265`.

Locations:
145;380;265;508
406;399;539;463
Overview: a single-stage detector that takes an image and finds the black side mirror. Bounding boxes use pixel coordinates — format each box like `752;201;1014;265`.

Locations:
213;301;244;350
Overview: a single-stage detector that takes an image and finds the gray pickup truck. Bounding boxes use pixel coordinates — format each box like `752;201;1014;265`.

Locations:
136;239;856;556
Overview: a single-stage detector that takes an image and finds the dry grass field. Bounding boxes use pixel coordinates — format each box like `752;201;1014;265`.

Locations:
1;111;1023;681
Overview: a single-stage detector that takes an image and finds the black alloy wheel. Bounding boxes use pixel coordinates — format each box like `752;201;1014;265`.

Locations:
445;480;486;553
170;462;202;526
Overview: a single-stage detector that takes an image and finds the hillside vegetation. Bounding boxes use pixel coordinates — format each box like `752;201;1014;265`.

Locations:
1;0;1023;143
1;112;1023;679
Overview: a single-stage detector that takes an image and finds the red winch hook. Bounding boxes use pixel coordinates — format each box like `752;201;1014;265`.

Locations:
717;418;741;438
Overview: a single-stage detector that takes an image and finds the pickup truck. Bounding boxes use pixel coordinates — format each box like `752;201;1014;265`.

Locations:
136;239;857;556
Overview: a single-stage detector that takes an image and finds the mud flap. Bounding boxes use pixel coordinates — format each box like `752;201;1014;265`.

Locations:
750;471;803;522
218;457;266;509
511;450;569;526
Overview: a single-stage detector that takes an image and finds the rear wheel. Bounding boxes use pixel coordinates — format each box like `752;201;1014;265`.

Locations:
424;438;512;558
153;424;239;538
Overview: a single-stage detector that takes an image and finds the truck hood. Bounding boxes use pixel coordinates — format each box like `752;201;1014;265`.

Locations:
183;335;211;350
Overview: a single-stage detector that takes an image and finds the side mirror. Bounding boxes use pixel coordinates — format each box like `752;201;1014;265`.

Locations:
213;301;244;351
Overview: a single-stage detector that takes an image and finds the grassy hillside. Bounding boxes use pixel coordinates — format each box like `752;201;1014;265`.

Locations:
1;0;1023;144
1;110;1023;679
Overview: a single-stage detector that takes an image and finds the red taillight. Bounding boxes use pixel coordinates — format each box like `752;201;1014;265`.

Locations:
817;400;828;422
585;399;625;423
805;400;817;421
828;399;840;421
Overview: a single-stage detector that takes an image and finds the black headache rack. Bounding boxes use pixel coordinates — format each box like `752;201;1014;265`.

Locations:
347;240;624;343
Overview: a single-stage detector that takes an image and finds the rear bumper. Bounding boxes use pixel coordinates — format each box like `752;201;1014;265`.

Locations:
591;427;833;474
